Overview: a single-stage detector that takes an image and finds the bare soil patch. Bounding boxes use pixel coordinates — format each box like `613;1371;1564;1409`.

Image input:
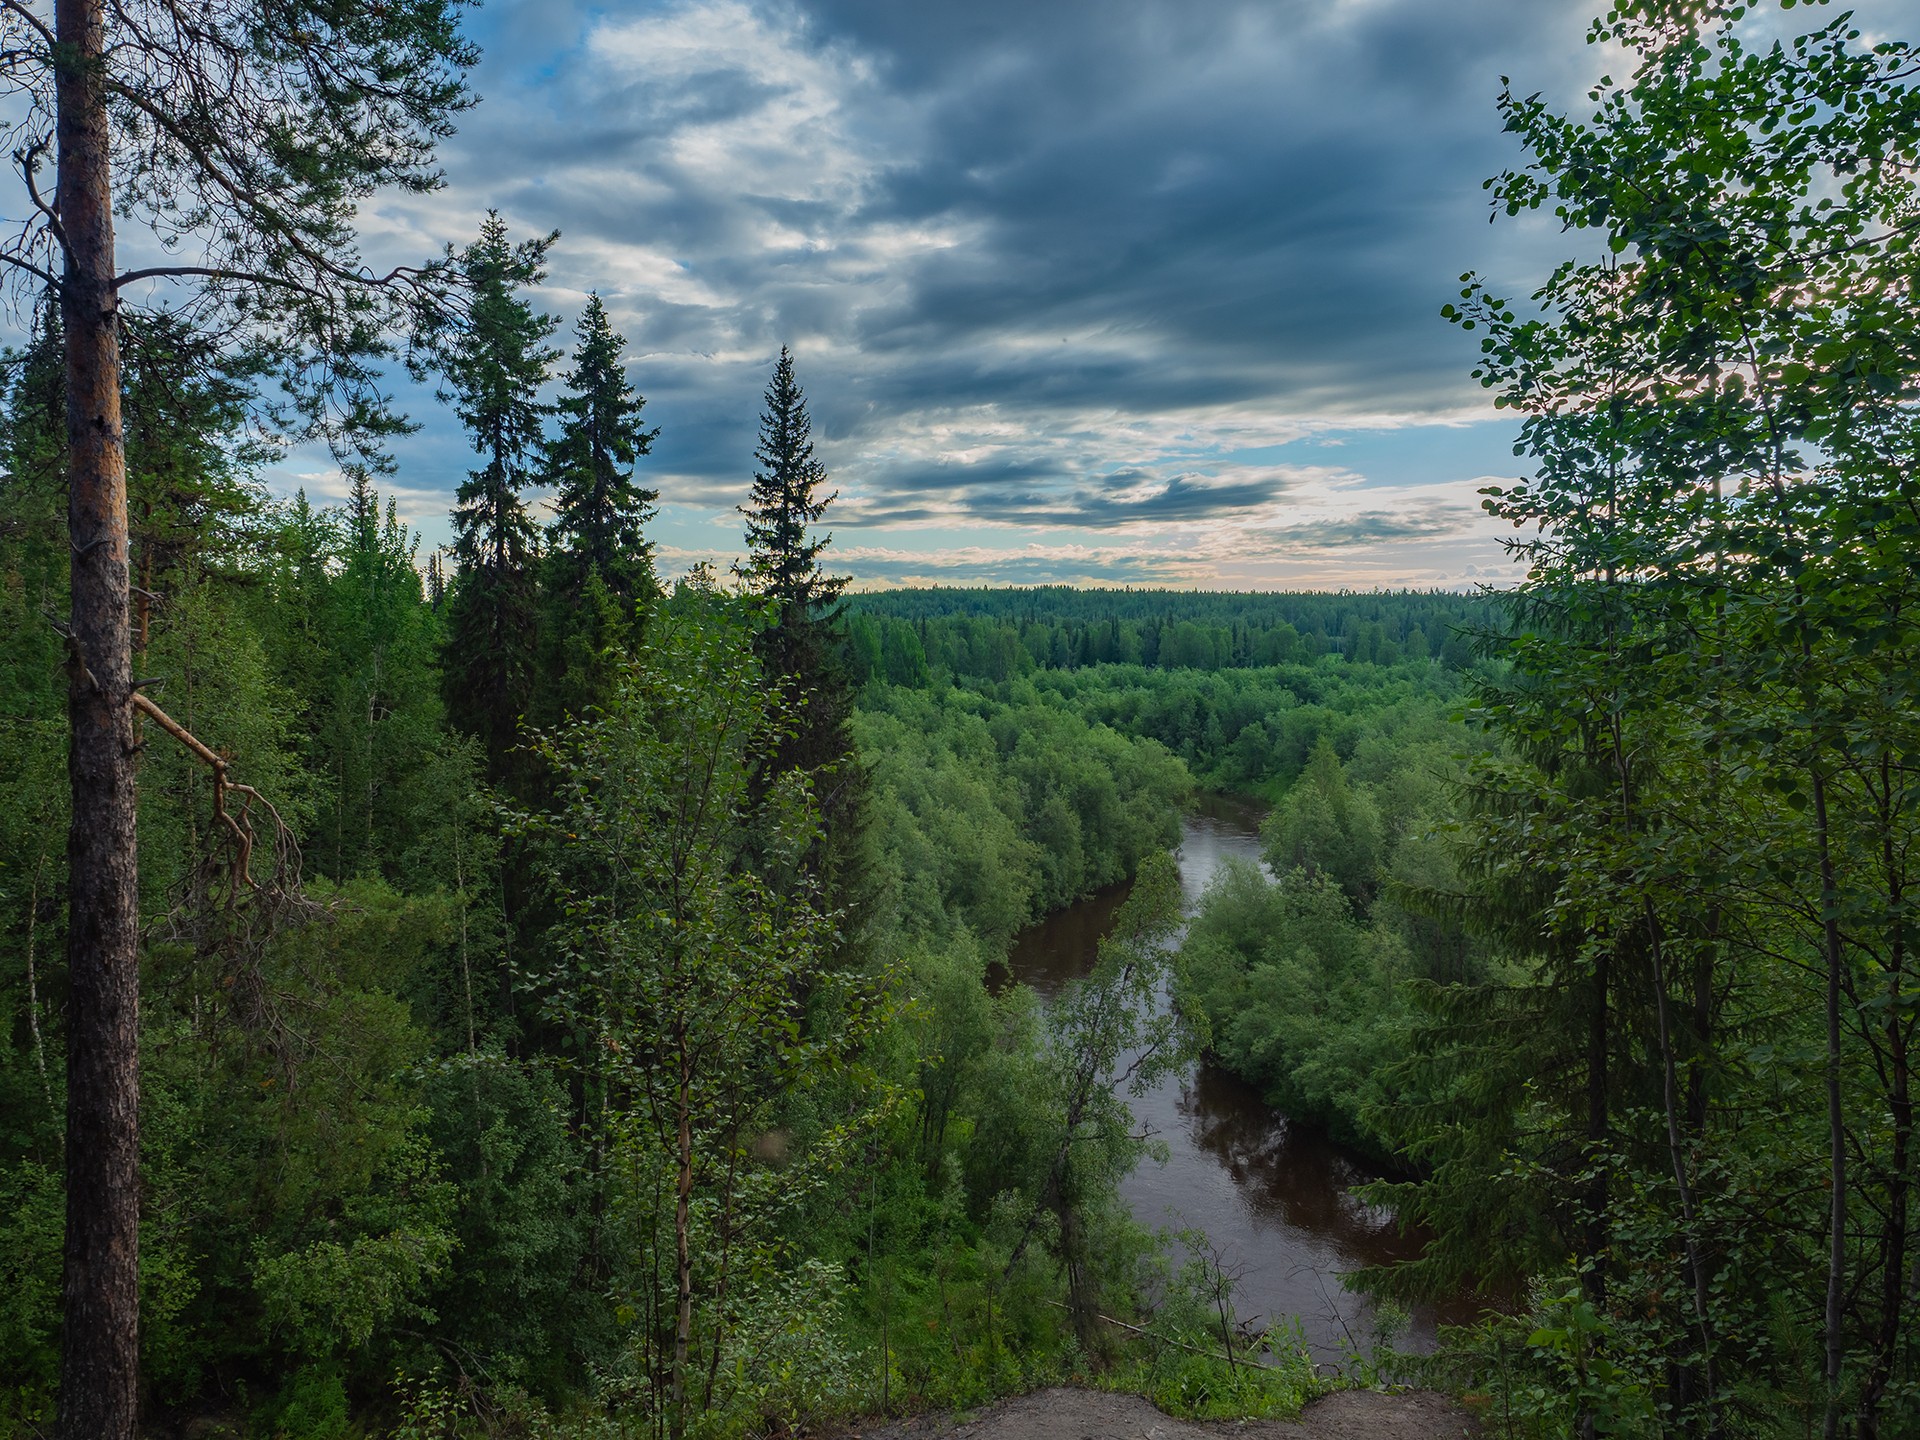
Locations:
847;1385;1479;1440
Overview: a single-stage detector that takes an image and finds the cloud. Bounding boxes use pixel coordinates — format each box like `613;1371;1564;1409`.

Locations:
1243;500;1486;554
67;0;1919;585
331;0;1693;576
834;543;1203;588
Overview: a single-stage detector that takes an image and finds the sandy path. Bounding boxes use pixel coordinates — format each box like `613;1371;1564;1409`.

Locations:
850;1386;1479;1440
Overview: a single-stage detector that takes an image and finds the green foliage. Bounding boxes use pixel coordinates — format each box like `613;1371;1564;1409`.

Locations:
1168;676;1488;1160
1181;864;1412;1154
524;586;895;1438
736;348;846;626
735;348;857;852
1032;852;1192;1346
303;477;462;883
265;1367;350;1440
254;1213;454;1357
1429;1284;1661;1440
1025;658;1473;799
5;378;1294;1434
419;1056;588;1392
856;682;1190;948
1096;1232;1321;1421
848;587;1485;681
1262;738;1383;906
545;294;659;610
0;1162;60;1431
1396;1;1920;1431
1100;1332;1318;1423
541;294;660;721
439;213;561;776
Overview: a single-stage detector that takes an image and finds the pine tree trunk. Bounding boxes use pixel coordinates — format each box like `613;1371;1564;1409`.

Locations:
55;1;141;1436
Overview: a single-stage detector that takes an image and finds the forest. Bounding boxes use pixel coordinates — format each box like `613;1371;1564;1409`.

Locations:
2;0;1918;1438
844;588;1484;679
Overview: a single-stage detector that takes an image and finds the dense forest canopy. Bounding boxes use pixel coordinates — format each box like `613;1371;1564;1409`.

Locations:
845;588;1485;679
0;0;1916;1438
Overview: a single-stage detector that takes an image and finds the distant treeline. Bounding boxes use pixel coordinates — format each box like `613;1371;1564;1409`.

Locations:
844;588;1486;683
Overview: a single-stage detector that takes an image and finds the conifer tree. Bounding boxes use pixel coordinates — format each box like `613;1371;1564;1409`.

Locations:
440;214;559;777
541;294;659;716
0;0;473;1403
120;314;266;661
735;347;850;783
547;294;659;610
319;474;447;879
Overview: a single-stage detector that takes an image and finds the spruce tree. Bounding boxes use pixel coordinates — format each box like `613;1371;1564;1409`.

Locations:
120;314;265;661
735;347;862;916
738;348;845;622
736;347;849;741
321;475;447;880
541;293;659;716
440;214;559;778
547;294;659;608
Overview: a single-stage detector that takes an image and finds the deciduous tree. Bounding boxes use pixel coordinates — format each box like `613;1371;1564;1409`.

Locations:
524;583;889;1438
1424;1;1920;1430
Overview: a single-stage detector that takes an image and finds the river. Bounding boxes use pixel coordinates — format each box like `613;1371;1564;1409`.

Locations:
995;794;1476;1364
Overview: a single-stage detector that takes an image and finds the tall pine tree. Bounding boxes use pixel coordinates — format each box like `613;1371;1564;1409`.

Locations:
540;293;659;718
440;214;559;778
0;7;475;1420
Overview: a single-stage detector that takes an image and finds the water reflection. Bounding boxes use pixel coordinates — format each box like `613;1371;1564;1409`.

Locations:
999;880;1130;1000
995;794;1477;1361
1180;1067;1415;1262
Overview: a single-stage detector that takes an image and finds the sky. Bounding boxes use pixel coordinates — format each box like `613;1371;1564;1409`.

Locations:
264;0;1680;588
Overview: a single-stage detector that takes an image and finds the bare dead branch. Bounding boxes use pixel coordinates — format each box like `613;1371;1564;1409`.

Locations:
0;0;53;46
131;688;302;903
0;246;60;290
16;136;64;253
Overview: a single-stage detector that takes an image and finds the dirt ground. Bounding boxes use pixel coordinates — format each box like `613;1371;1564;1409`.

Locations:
848;1385;1480;1440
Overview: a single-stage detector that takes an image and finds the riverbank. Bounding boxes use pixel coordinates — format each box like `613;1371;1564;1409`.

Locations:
851;1386;1479;1439
996;799;1477;1360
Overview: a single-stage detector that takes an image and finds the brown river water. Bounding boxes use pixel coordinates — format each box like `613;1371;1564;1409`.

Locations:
993;794;1482;1364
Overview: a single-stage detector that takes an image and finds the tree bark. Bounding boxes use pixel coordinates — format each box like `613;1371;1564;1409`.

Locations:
55;1;141;1437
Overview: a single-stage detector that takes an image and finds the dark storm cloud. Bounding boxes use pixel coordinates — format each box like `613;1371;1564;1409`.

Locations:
839;547;1198;587
832;458;1285;528
1251;502;1483;554
957;471;1283;528
371;0;1605;543
817;0;1582;402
